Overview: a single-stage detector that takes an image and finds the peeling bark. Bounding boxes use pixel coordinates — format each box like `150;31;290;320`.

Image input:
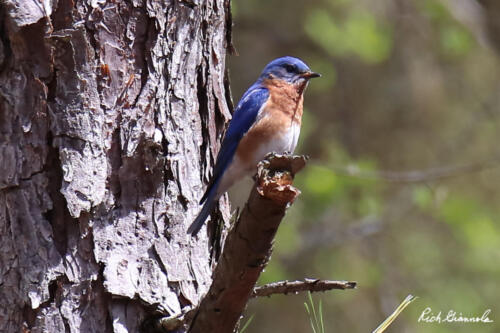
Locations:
0;0;231;332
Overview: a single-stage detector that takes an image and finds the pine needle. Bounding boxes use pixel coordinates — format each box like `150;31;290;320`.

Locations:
304;292;325;333
239;314;254;333
372;295;417;333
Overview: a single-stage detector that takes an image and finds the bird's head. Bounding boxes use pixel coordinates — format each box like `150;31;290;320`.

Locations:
259;56;321;85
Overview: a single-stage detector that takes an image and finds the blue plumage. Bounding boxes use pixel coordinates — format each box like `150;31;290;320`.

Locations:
199;87;269;204
188;56;319;236
260;56;315;84
187;87;270;235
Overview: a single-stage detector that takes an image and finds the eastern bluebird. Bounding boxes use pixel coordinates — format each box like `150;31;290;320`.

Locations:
188;56;320;235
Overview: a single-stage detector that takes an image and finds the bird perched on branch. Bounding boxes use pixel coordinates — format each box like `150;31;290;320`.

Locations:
188;56;320;236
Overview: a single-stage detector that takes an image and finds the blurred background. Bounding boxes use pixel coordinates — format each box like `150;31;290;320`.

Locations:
227;0;500;332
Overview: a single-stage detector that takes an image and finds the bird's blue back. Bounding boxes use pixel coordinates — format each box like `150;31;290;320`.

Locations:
199;83;270;204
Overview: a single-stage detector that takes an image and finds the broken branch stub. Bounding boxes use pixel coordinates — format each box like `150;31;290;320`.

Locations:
188;153;307;333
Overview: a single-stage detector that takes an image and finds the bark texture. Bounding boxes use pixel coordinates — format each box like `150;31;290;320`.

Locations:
0;0;231;332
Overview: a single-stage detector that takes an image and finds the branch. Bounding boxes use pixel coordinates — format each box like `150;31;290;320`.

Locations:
331;158;500;183
188;153;308;333
252;279;357;298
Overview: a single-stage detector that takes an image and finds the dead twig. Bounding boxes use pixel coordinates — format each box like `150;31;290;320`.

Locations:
252;279;357;298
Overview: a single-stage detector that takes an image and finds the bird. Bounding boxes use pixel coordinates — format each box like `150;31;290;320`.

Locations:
188;56;320;236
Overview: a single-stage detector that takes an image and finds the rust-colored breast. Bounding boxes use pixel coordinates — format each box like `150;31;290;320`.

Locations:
236;78;305;165
263;78;304;125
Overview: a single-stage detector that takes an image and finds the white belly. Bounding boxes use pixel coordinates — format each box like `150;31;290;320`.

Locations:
216;121;301;196
252;122;300;163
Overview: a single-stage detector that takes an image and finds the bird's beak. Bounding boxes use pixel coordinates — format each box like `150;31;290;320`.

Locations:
300;71;321;79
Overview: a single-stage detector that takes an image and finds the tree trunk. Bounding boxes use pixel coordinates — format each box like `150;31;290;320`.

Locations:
0;0;232;332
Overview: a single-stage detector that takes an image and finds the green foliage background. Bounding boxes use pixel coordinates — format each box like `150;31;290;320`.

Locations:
227;0;500;332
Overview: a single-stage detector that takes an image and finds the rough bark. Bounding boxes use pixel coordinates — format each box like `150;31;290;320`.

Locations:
0;0;232;332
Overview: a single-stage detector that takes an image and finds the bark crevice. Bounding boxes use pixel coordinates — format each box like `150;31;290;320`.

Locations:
0;0;231;331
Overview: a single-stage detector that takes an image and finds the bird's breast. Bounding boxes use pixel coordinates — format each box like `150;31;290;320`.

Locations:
235;86;303;167
263;78;305;125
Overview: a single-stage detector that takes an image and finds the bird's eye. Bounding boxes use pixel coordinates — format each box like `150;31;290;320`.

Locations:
285;64;296;73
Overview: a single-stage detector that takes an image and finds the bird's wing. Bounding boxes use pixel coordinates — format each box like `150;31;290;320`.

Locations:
199;85;270;204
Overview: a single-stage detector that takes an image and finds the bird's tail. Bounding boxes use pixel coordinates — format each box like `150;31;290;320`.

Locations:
187;179;221;236
187;198;217;236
